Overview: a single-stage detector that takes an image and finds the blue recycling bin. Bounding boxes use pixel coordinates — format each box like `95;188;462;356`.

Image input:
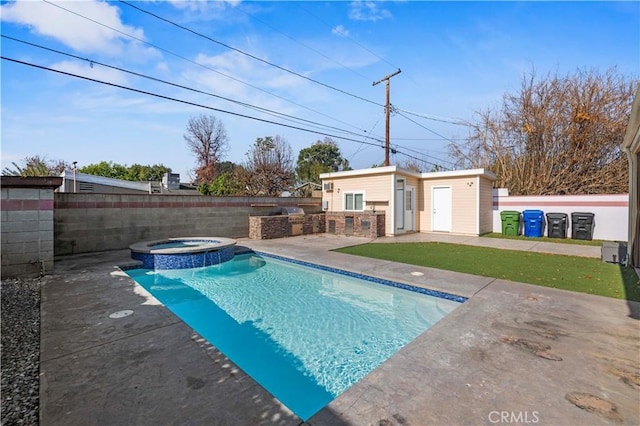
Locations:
522;209;545;237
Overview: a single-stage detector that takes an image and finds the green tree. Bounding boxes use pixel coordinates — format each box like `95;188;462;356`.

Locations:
193;161;244;195
217;161;237;175
209;171;244;195
295;138;350;185
125;164;171;181
2;155;69;176
196;182;212;195
80;161;171;181
79;161;127;179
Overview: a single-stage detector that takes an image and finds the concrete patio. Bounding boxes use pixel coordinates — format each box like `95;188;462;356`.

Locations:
40;233;639;425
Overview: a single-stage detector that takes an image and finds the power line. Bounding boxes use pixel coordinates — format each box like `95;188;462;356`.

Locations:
391;137;470;142
295;4;399;73
394;107;471;126
295;3;423;88
1;35;374;141
396;110;462;146
1;56;386;150
346;116;384;162
383;144;452;171
119;0;384;108
233;2;374;83
40;0;373;136
4;44;456;171
393;144;456;167
43;0;470;137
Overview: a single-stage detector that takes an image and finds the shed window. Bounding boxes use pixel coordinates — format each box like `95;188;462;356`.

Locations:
345;192;364;211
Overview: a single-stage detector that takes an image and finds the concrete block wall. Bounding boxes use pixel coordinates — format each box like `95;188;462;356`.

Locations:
54;194;321;255
1;177;62;278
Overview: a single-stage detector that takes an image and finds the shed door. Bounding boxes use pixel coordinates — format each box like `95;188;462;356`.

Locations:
432;186;452;232
404;186;415;232
395;179;405;231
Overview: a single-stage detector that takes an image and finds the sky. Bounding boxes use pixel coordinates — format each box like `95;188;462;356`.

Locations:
1;0;639;182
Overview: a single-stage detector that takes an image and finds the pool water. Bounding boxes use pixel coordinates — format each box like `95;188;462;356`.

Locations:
126;253;461;420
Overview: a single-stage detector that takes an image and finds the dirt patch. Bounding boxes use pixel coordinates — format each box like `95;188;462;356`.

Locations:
501;336;563;361
186;376;205;390
565;392;622;422
377;413;409;426
608;367;640;390
523;320;570;340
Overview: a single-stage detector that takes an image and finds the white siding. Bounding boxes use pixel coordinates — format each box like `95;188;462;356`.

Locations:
421;176;478;234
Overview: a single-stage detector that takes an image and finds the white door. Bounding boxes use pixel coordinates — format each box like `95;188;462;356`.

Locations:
395;179;405;231
404;186;415;231
432;186;452;232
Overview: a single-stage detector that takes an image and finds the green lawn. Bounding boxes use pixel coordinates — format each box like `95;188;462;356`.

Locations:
335;242;640;301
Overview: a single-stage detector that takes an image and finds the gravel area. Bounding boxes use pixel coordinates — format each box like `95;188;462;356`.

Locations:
1;277;44;425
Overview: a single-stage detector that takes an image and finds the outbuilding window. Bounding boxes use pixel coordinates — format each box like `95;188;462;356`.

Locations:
345;192;364;211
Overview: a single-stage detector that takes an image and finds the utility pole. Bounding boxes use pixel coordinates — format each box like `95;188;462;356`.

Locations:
373;68;401;166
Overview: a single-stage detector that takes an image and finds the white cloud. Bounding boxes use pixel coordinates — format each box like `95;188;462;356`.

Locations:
168;0;224;12
332;25;350;37
50;60;129;86
0;0;146;56
192;50;307;93
348;1;392;22
156;62;170;73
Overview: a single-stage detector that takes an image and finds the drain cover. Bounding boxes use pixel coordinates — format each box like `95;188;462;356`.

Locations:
109;310;134;319
410;271;424;276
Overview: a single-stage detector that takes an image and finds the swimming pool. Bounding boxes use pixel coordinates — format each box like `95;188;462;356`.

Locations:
125;252;463;420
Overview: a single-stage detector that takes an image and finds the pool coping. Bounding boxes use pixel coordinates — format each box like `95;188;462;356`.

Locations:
253;250;467;304
129;236;237;254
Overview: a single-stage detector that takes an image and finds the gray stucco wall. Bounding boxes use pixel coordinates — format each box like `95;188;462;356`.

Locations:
54;193;321;255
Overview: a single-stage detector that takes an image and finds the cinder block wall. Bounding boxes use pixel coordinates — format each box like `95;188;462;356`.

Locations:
1;177;62;278
54;193;321;255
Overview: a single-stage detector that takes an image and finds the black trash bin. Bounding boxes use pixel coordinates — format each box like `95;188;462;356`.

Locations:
571;212;595;240
546;212;568;239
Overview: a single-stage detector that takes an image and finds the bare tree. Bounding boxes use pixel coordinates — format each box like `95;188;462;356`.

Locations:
184;114;228;184
397;158;422;173
241;135;294;196
450;68;636;195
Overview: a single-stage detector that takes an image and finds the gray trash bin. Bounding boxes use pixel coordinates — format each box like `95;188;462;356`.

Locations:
571;212;594;240
546;212;568;239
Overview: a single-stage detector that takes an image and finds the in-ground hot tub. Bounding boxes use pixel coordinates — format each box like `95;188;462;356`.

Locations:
130;237;237;270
